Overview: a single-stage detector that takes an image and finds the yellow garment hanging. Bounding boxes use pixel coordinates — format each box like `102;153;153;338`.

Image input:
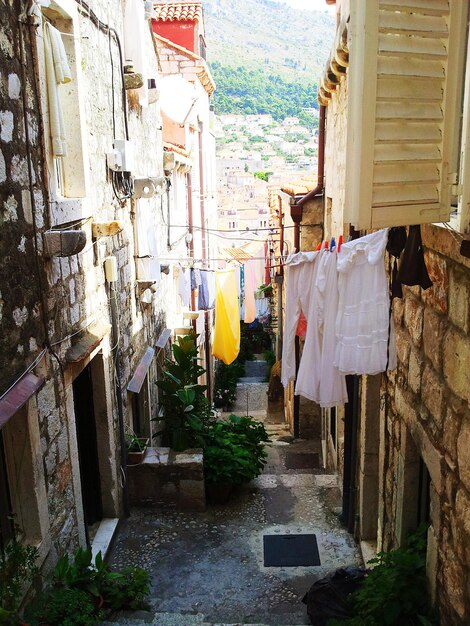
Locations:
212;269;240;365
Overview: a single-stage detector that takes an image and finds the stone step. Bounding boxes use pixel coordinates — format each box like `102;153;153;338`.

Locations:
102;614;306;626
244;359;269;378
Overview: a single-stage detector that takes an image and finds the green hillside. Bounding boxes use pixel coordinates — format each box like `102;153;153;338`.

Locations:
210;63;318;121
203;0;335;118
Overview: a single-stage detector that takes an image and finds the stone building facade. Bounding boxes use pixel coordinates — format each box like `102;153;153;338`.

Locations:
0;0;216;583
317;1;470;624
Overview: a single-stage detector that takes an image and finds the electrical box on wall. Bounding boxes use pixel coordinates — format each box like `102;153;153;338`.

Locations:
106;139;134;173
114;139;133;172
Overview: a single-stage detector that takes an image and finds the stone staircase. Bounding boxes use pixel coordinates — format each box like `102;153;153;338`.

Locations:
243;359;269;380
102;613;307;625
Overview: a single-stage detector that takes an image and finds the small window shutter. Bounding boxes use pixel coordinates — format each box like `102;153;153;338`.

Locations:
345;0;468;229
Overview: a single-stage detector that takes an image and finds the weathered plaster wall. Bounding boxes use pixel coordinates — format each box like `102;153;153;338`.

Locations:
380;224;470;625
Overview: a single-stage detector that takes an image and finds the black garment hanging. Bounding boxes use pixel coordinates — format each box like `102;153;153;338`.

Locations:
386;226;407;299
396;224;433;291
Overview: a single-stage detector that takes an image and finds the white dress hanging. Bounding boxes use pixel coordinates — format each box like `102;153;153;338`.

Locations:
335;229;396;375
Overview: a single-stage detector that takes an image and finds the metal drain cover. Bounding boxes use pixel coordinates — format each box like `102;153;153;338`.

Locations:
263;534;321;567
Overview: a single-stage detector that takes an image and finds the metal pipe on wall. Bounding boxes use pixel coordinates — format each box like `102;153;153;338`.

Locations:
289;104;326;437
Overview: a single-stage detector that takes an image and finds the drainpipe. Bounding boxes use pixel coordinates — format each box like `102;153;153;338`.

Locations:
289;104;326;438
108;281;130;518
276;196;284;361
187;172;196;326
198;123;213;402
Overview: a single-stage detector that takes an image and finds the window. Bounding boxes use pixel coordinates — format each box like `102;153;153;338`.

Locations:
127;348;155;440
129;375;151;439
344;2;469;230
36;0;90;225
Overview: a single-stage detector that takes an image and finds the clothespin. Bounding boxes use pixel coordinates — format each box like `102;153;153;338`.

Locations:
323;240;329;250
329;237;336;252
315;242;322;251
338;235;343;252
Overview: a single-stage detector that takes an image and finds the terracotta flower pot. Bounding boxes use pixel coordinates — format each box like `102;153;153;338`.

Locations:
126;438;149;465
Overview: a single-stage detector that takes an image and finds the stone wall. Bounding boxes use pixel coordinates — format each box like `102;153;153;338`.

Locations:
0;0;171;559
127;447;205;511
380;224;470;625
0;3;46;390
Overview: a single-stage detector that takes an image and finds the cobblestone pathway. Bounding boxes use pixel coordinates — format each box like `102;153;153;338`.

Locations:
104;378;362;626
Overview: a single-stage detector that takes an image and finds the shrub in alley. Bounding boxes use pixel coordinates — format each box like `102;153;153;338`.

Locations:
327;525;437;626
156;332;214;451
26;548;150;626
0;540;39;626
213;360;241;409
204;414;270;486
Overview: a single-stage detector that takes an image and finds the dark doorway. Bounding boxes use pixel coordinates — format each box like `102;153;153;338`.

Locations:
417;458;431;526
73;363;102;535
0;431;14;551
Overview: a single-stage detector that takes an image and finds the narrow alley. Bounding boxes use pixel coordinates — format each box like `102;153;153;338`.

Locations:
2;1;470;625
104;364;361;625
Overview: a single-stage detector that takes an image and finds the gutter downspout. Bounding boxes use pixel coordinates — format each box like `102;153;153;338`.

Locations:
187;171;196;328
289;104;326;438
276;195;284;361
198;123;213;403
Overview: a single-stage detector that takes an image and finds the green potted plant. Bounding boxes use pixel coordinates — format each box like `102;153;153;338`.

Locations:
258;283;273;298
125;431;149;465
204;414;270;503
155;332;214;451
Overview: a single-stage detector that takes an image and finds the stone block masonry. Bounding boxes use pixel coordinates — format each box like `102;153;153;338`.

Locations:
127;448;206;511
381;223;470;625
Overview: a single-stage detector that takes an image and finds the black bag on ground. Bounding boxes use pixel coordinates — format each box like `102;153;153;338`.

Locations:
302;566;367;625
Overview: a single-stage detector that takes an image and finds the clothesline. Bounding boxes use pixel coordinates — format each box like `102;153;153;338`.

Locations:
151;255;284;263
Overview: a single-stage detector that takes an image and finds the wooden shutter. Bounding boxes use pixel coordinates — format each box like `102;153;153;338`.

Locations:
345;0;468;229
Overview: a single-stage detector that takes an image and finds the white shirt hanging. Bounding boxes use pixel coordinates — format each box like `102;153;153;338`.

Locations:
335;229;396;375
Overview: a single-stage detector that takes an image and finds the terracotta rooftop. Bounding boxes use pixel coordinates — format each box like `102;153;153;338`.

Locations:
153;34;216;96
153;1;202;22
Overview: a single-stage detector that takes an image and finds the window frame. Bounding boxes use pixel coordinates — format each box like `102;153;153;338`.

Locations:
36;0;91;226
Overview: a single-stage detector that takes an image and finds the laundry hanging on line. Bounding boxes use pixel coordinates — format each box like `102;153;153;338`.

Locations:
212;269;240;365
281;228;397;407
198;269;215;310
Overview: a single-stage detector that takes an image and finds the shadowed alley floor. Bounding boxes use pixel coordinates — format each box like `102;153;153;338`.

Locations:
104;381;361;626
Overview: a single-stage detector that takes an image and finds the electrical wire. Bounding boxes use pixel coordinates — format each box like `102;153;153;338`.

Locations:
0;349;48;403
75;0;129;140
49;316;98;347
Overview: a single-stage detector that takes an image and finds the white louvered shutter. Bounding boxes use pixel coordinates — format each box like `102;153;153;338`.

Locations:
345;0;468;229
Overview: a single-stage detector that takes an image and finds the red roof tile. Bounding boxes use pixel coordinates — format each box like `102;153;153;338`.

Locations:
153;2;202;22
